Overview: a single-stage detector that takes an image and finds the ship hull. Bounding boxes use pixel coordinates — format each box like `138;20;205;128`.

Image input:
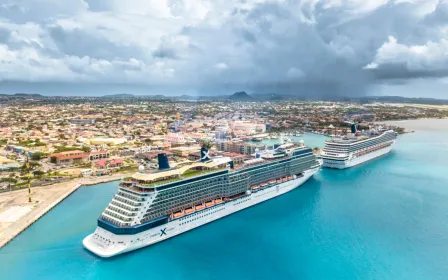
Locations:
83;167;320;258
322;143;394;169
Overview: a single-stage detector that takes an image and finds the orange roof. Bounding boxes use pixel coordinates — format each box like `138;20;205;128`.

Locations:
49;150;89;160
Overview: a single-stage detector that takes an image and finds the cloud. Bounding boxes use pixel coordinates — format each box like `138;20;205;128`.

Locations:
365;36;448;79
0;0;447;97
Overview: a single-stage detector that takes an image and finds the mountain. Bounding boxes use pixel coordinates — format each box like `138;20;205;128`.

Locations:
13;93;42;98
229;91;253;101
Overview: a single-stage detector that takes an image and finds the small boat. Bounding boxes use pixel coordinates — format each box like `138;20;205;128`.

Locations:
215;198;223;204
205;201;215;207
260;183;267;187
251;185;260;189
276;179;282;183
172;211;184;219
195;204;205;210
269;180;275;184
185;207;195;214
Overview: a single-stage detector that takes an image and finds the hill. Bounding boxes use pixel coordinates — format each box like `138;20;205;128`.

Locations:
229;91;253;101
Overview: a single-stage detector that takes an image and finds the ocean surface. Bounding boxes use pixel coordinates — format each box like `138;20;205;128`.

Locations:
1;129;448;280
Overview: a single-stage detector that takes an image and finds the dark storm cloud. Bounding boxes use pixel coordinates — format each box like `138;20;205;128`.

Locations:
152;46;179;60
0;0;447;97
370;64;448;80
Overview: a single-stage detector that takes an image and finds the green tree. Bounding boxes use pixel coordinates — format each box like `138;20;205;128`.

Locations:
82;146;91;152
33;170;45;177
30;152;47;161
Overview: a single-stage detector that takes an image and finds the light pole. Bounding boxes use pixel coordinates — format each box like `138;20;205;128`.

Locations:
26;156;32;203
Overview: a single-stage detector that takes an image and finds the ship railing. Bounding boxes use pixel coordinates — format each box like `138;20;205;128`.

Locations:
119;184;154;194
116;191;145;202
102;212;133;223
110;200;139;212
113;195;143;207
107;205;138;216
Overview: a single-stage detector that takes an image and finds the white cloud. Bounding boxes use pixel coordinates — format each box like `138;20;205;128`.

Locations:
214;63;228;70
365;36;448;73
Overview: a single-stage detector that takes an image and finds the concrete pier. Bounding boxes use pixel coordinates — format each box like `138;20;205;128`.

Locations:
0;174;126;248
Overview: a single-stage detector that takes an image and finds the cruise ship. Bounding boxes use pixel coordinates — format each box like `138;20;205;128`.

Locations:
321;124;397;169
83;142;321;257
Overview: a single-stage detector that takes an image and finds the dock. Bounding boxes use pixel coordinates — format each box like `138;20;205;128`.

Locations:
0;174;126;249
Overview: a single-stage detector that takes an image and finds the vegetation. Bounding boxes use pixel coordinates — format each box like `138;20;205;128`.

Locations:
30;152;47;160
53;146;83;153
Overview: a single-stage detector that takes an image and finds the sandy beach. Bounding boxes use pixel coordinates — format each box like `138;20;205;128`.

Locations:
0;174;128;248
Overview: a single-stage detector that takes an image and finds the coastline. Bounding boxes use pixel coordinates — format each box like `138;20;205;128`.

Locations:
374;117;448;132
0;174;127;249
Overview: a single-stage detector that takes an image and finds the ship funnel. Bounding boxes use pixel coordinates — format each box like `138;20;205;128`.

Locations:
157;153;170;170
200;147;210;162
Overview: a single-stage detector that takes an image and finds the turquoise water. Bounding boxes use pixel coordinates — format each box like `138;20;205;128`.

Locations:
1;131;448;279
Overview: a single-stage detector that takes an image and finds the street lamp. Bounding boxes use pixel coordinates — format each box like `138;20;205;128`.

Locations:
26;156;32;203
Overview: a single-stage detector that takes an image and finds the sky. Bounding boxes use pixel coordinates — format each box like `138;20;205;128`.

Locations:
0;0;447;98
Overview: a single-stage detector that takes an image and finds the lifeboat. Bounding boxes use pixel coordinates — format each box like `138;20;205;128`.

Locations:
269;180;275;184
215;198;223;204
205;201;215;207
276;179;282;183
173;211;184;219
185;207;195;214
287;176;293;180
195;204;205;211
251;185;260;189
260;183;267;187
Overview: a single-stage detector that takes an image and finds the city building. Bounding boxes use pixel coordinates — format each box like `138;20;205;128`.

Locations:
89;150;110;161
49;150;89;165
215;140;265;155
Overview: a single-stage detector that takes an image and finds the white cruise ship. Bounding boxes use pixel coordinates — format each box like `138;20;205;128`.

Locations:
83;142;321;257
321;125;397;169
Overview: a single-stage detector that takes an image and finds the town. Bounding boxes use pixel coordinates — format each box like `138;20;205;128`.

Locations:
0;95;447;192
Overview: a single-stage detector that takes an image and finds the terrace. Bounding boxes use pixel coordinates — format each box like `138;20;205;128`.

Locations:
123;166;227;189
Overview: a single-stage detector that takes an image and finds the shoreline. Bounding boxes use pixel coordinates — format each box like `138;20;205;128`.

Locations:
0;174;127;249
374;118;448;132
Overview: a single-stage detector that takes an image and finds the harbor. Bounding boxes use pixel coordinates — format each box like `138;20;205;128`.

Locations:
1;129;447;279
0;174;127;248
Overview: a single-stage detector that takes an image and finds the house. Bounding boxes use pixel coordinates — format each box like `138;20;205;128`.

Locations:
94;158;124;170
80;169;92;177
89;150;110;161
49;150;89;165
109;158;123;167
